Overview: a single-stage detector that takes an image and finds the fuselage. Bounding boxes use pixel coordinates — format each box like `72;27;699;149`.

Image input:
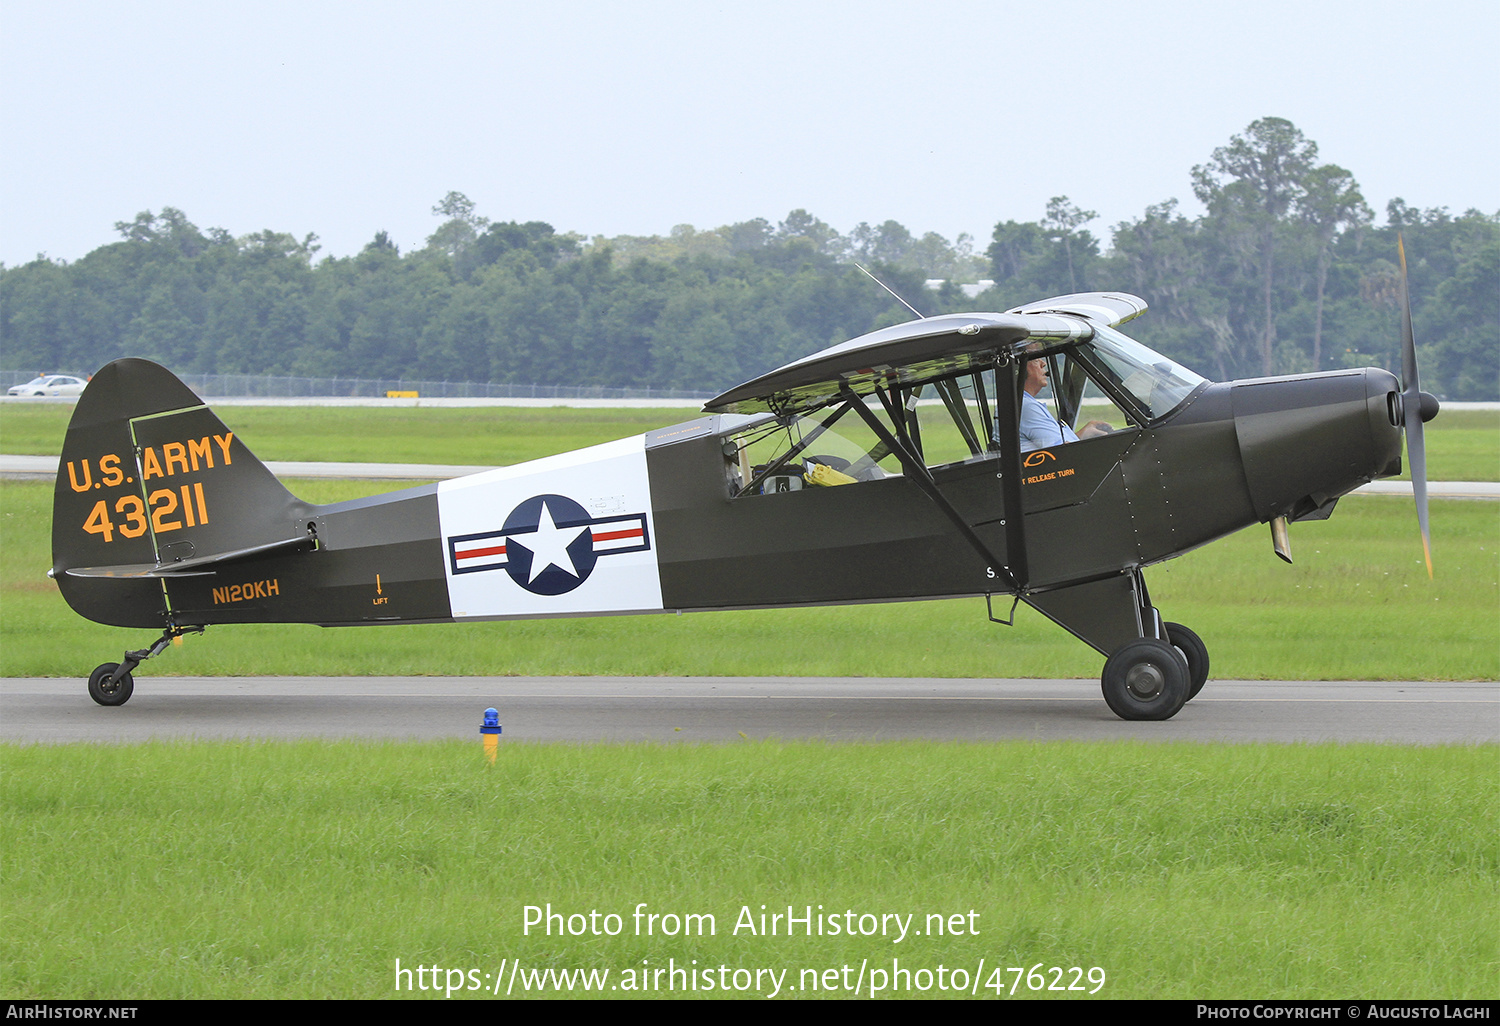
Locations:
58;366;1404;632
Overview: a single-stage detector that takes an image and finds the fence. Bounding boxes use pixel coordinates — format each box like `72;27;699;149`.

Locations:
3;369;715;402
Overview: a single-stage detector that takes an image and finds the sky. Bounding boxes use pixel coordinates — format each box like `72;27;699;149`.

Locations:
2;0;1497;268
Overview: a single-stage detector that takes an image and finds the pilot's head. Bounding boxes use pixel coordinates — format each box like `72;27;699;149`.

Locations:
1023;344;1050;396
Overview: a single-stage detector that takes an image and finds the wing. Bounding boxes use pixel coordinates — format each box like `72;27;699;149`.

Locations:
704;293;1146;416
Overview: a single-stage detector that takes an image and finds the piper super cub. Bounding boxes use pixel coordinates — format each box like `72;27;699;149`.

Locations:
50;276;1438;719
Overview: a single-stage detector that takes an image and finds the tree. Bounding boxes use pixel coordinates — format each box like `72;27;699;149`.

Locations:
985;199;1102;308
721;218;772;254
459;220;577;278
774;209;843;259
1298;164;1371;369
365;231;399;254
112;208;222;259
987;219;1047;285
1041;196;1098;293
849;220;913;266
426;191;490;258
1110;199;1239;379
1192;118;1318;375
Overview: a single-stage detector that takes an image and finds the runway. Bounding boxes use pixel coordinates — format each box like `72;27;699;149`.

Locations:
3;677;1495;745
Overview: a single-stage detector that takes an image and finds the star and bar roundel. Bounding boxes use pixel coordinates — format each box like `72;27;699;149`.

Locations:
446;493;651;596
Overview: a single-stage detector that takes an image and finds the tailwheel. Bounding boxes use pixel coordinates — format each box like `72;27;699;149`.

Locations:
84;624;203;707
88;663;134;707
1101;638;1189;721
1164;622;1209;701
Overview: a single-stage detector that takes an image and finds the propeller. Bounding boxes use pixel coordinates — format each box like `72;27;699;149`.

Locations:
1397;235;1439;578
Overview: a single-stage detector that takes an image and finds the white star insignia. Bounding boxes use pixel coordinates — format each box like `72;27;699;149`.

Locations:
511;499;588;584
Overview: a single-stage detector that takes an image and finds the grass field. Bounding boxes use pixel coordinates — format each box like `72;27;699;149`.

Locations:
2;740;1494;999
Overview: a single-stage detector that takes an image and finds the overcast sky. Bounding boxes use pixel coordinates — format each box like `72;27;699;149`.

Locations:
3;0;1496;268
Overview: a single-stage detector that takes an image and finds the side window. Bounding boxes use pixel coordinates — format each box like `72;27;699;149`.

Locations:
1055;352;1138;440
1075;374;1135;438
915;376;997;469
725;410;903;497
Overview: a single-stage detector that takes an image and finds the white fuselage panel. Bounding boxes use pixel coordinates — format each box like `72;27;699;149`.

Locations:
436;435;663;618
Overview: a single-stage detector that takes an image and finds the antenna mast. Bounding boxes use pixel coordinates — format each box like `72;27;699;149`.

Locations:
854;262;925;319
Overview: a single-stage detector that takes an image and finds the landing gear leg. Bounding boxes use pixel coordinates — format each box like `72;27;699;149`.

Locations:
87;624;204;707
1100;637;1190;721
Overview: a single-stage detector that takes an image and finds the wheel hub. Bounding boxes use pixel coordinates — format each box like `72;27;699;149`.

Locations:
1125;662;1164;699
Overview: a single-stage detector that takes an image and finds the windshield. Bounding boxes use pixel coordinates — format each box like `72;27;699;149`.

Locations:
1084;324;1206;420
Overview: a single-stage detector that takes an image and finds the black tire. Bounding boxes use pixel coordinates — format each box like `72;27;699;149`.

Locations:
1101;638;1189;721
1164;622;1209;700
88;662;134;706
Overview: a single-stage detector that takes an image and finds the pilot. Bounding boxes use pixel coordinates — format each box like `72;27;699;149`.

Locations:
1018;347;1111;452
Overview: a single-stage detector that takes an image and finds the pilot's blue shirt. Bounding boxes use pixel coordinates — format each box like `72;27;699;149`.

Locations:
1019;391;1079;452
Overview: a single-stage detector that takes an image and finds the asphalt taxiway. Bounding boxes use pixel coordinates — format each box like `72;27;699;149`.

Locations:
2;677;1494;745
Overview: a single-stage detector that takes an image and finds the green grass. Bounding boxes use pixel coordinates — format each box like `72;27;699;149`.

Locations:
2;740;1493;999
1393;409;1500;482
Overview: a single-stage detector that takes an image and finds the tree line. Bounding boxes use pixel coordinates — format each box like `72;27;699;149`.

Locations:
2;118;1495;398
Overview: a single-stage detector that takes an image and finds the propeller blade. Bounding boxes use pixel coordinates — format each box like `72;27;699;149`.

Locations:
1398;235;1418;394
1397;234;1433;578
1405;402;1433;577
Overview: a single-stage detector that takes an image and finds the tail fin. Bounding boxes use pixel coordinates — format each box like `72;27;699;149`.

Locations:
52;359;314;627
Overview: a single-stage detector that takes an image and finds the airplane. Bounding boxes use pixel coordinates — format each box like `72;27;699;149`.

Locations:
48;255;1439;720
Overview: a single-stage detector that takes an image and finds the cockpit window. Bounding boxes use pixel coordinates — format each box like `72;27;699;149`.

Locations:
722;324;1208;498
1083;324;1206;420
725;405;904;496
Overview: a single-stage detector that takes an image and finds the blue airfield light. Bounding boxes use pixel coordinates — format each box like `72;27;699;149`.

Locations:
481;707;502;764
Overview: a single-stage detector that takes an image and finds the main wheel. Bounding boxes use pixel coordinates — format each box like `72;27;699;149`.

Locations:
87;662;134;706
1164;622;1209;700
1101;638;1189;720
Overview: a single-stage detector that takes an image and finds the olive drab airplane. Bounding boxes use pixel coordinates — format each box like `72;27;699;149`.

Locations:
50;251;1439;720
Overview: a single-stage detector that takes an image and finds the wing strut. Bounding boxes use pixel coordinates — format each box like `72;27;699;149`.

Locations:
840;383;1029;594
990;355;1030;589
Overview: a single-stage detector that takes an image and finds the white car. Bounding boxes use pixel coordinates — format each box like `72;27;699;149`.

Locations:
8;374;87;397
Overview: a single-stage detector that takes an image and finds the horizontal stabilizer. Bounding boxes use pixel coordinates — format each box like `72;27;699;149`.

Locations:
65;534;316;579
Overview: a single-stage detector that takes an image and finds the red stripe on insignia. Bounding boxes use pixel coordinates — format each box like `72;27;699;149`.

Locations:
592;528;642;542
458;543;507;559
